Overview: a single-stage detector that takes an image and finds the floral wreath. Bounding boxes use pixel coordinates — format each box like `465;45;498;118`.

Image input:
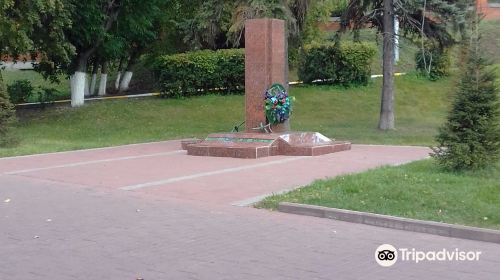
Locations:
264;83;292;125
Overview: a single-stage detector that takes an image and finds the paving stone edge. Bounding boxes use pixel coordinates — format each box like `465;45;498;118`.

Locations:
278;202;500;244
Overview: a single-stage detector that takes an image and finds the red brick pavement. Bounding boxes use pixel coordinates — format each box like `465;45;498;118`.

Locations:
1;140;499;279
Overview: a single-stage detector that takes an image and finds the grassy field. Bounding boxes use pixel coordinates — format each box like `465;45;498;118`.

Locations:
1;70;70;102
0;74;454;157
478;20;500;64
257;160;500;230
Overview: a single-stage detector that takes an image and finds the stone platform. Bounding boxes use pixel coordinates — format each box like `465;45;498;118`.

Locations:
182;132;351;159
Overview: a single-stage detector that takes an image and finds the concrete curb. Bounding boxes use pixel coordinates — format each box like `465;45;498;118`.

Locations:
278;202;500;244
15;92;161;108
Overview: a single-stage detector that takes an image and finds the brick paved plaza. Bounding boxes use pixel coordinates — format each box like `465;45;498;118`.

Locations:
1;140;499;279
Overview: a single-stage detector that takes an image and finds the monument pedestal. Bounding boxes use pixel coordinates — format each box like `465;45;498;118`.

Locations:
183;132;351;159
182;18;351;159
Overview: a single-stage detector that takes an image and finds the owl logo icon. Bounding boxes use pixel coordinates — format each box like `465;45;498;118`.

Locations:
375;244;398;267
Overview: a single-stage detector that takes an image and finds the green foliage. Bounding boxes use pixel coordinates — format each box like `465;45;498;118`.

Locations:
35;87;58;108
0;0;74;80
343;0;465;48
300;0;338;45
7;80;35;104
0;74;15;146
432;43;500;170
175;0;311;49
6;79;58;108
298;42;376;86
330;0;347;17
154;49;244;98
415;45;451;81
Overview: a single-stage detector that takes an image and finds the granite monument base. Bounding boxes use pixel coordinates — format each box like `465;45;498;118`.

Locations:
182;132;351;159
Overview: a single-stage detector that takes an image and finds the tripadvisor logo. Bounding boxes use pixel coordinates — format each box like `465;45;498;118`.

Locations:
375;244;482;267
375;244;398;267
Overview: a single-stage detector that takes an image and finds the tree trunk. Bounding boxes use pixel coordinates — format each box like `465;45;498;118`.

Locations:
119;52;139;93
98;61;108;96
119;71;133;92
90;60;99;96
378;0;396;130
84;72;90;97
69;2;121;106
115;57;124;90
71;56;88;107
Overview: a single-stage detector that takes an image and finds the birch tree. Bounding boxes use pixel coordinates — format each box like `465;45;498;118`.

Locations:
66;0;121;107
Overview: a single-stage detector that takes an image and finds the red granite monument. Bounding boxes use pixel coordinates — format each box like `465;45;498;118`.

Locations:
183;18;351;158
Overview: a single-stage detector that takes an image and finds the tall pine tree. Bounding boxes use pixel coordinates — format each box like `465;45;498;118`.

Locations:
432;19;500;170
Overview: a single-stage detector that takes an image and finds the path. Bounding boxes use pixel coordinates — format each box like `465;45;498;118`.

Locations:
1;140;498;279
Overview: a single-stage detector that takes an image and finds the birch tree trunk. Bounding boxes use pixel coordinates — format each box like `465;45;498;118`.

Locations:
119;71;133;92
71;57;88;107
98;61;108;96
115;57;124;90
119;52;139;93
84;73;90;97
90;60;99;96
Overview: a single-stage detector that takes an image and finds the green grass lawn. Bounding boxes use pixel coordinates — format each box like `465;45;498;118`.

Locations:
1;70;70;102
256;159;500;230
0;74;454;157
336;28;419;75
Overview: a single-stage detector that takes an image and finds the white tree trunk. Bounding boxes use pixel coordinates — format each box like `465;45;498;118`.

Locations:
119;71;133;92
90;73;97;96
115;72;122;90
394;16;400;62
98;73;108;96
84;73;90;97
71;71;86;107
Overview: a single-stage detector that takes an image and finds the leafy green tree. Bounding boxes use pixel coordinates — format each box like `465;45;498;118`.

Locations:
64;0;170;100
301;0;340;44
114;0;167;92
432;21;500;170
1;0;72;144
65;0;122;106
176;0;312;49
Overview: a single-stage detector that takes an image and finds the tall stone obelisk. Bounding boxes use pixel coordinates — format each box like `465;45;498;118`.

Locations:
244;18;290;133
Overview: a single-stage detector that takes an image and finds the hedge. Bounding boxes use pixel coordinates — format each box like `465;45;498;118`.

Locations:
298;42;376;86
0;75;15;146
153;49;244;98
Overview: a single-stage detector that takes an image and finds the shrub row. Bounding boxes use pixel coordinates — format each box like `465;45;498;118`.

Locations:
153;49;244;98
298;42;376;86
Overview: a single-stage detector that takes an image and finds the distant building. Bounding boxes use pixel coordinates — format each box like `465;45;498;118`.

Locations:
0;53;39;70
318;17;342;32
477;0;500;20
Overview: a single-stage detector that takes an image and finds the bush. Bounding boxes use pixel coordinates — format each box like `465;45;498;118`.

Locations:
0;75;16;146
36;87;58;108
298;42;376;86
415;45;451;81
153;49;244;98
431;42;500;170
7;79;35;104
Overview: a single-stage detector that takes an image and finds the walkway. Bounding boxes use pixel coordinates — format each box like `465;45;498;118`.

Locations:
1;140;498;279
